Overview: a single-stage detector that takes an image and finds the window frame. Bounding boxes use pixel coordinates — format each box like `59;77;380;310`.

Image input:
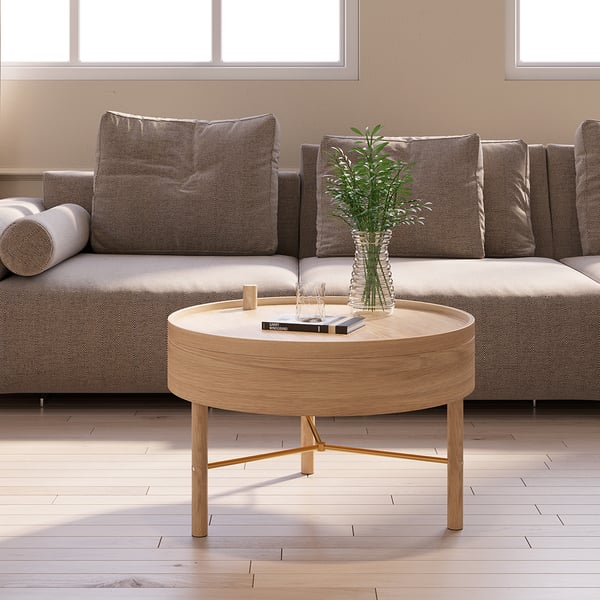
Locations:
506;0;600;80
1;0;359;80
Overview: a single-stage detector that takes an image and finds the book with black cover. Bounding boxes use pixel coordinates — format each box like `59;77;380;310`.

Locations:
261;314;365;334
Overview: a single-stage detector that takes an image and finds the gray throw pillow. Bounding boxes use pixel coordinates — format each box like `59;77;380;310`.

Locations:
316;133;485;258
574;120;600;255
0;204;90;276
91;112;280;255
482;140;535;257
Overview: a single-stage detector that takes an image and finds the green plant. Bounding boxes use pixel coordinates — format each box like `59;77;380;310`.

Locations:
326;125;431;313
326;124;429;232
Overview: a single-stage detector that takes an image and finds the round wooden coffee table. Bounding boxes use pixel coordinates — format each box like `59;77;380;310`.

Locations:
168;297;475;537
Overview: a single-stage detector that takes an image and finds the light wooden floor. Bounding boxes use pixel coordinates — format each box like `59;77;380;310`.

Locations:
0;395;599;599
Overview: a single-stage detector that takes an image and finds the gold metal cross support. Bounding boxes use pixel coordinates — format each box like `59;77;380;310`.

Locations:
208;415;448;470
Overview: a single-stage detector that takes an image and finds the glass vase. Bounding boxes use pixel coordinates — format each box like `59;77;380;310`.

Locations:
348;230;395;316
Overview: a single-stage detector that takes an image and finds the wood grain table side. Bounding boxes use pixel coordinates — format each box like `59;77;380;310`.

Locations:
168;297;475;537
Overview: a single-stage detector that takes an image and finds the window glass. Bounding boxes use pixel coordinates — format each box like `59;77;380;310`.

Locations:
221;0;341;63
1;0;70;62
519;0;600;64
79;0;212;62
0;0;357;79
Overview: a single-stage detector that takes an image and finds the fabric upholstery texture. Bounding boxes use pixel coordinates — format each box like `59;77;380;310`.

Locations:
1;139;597;401
317;134;485;258
316;134;485;258
0;197;46;280
562;255;600;284
574;120;600;254
302;143;555;259
44;169;301;257
0;204;90;276
481;140;535;257
43;171;95;212
275;171;301;257
546;145;582;259
91;111;280;255
528;145;554;258
0;253;299;393
300;256;600;401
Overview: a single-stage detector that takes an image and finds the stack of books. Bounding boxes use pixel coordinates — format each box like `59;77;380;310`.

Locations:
261;314;365;334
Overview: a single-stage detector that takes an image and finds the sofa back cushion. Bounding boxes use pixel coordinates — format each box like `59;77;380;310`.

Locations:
574;119;600;255
527;144;554;259
91;111;280;255
481;140;535;257
546;144;582;259
316;133;485;258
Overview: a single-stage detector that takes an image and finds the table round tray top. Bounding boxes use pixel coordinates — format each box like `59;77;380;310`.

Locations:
167;297;475;416
168;296;474;357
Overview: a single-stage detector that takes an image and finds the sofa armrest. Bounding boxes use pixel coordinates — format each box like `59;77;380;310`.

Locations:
43;171;94;212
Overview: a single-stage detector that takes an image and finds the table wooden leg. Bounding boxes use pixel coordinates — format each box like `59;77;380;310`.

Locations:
191;403;208;537
447;398;464;530
301;416;315;475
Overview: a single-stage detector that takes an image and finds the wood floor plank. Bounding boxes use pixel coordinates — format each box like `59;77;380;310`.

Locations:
209;514;560;526
253;572;600;588
209;503;541;515
0;572;252;587
0;396;599;596
0;548;280;561
353;524;600;537
376;589;600;600
0;560;251;574
538;505;600;515
251;559;600;574
283;547;600;561
0;536;161;548
0;486;149;496
528;537;600;548
0;589;376;600
0;496;56;505
0;524;191;537
160;536;530;549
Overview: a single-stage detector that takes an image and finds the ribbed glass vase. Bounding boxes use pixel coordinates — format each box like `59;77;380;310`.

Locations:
348;230;395;316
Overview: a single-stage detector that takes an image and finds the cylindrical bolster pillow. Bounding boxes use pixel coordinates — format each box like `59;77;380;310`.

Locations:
0;197;45;280
0;204;90;276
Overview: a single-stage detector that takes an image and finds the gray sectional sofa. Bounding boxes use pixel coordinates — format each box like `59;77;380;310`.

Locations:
0;112;598;401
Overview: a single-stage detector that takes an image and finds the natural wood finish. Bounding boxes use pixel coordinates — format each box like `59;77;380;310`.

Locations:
447;398;464;530
168;297;475;534
168;297;475;416
191;404;208;537
242;284;257;311
300;417;315;475
0;397;600;597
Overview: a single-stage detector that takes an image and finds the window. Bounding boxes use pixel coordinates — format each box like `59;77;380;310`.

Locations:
507;0;600;79
1;0;358;80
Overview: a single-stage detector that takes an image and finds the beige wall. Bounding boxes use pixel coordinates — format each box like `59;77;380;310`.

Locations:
2;0;600;196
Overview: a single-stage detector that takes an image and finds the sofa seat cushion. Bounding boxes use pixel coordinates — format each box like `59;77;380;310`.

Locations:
316;133;485;258
299;256;600;401
91;111;280;255
562;255;600;284
0;253;298;393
